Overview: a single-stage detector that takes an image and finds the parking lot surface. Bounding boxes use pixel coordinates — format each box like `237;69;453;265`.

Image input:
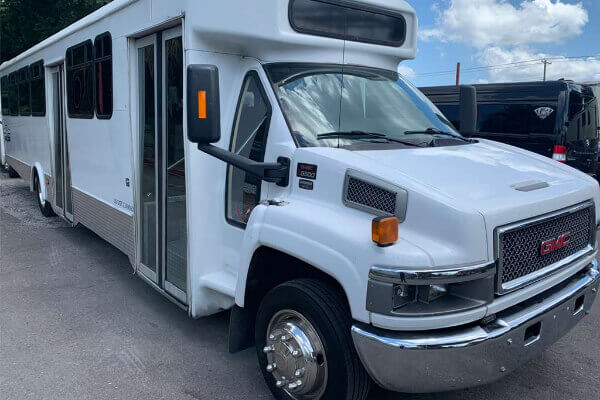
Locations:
1;170;599;400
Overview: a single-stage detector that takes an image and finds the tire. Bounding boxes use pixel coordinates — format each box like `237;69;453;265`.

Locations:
255;279;371;400
34;173;55;217
8;166;19;178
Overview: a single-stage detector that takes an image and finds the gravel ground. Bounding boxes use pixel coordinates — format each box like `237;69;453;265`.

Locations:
1;169;599;400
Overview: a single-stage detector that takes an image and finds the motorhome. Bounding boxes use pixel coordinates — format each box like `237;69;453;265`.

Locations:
1;1;599;399
420;81;599;176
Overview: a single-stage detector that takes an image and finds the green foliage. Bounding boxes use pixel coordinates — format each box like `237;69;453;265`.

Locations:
0;0;113;63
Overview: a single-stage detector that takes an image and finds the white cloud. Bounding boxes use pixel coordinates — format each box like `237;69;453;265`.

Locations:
398;64;417;78
422;0;588;48
478;47;600;82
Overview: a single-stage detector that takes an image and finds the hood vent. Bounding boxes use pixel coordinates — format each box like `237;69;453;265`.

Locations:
511;180;550;192
343;170;408;222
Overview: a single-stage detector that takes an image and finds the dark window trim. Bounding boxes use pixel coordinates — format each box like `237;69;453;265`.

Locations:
94;31;113;120
66;39;95;119
29;60;46;117
17;66;31;116
225;70;273;230
288;0;407;48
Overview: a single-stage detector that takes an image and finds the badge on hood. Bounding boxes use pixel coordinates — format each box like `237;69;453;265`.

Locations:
534;107;554;120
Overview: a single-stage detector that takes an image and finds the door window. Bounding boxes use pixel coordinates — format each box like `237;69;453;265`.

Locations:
226;72;271;226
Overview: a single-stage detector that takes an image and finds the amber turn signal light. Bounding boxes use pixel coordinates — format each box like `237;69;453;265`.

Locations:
197;90;207;119
372;216;398;247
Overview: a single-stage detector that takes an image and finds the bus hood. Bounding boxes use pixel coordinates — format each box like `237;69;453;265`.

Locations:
354;139;600;226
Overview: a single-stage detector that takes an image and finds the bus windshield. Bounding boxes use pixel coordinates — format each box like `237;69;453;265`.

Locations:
265;63;459;148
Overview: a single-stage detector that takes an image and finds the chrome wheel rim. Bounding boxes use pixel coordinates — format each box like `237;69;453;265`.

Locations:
264;310;328;400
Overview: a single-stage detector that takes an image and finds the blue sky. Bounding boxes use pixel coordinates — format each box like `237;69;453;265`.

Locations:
402;0;600;87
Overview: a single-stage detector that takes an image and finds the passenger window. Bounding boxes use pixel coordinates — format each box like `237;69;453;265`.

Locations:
30;61;46;116
1;76;8;115
66;40;94;118
8;73;18;116
94;32;113;118
226;72;272;227
18;66;31;116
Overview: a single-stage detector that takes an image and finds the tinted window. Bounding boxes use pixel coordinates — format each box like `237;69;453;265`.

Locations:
66;40;94;118
436;104;460;131
8;73;18;116
94;32;113;118
477;104;557;135
226;72;271;227
1;76;8;115
290;0;406;47
569;91;584;119
30;60;46;116
18;67;31;116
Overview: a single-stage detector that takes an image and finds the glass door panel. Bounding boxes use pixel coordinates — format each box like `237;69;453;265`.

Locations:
138;41;158;281
51;65;72;222
163;32;187;298
136;28;187;302
52;70;64;211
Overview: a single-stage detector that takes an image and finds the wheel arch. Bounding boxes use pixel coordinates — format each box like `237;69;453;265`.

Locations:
229;245;354;353
31;162;48;202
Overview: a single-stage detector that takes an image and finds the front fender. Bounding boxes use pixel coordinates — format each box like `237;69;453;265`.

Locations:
235;202;369;322
235;200;432;324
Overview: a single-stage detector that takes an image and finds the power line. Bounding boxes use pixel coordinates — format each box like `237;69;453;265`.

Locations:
412;55;600;78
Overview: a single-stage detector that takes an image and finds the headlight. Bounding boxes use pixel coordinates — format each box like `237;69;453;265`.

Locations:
368;262;496;317
392;284;448;310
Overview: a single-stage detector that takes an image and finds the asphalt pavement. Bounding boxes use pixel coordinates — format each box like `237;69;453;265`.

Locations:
1;169;599;400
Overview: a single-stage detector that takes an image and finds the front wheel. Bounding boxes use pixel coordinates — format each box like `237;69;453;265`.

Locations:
34;173;55;217
255;279;371;400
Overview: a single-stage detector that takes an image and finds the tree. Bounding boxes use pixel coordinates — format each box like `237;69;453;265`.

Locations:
0;0;113;63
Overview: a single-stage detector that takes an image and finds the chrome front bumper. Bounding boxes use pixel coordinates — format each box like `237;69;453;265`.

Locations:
352;261;600;393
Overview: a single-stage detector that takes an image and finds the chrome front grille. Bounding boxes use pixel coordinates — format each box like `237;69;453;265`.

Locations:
496;201;595;293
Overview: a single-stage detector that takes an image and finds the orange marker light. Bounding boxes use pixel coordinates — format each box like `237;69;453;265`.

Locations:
372;216;399;247
197;90;207;119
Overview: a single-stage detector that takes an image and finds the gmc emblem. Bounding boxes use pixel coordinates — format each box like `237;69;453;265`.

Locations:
540;232;571;255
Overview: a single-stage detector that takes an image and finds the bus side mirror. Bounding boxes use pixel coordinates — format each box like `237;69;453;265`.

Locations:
459;85;477;137
187;64;221;144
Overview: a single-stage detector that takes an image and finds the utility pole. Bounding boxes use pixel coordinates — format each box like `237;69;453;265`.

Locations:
542;59;552;82
455;62;461;86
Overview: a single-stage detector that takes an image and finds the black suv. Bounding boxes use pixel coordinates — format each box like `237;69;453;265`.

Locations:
420;81;599;176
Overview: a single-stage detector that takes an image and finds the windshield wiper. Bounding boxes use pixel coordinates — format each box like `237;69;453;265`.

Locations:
317;131;423;147
404;128;472;142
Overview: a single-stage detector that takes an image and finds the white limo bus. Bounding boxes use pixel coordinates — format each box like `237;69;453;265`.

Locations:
1;1;599;399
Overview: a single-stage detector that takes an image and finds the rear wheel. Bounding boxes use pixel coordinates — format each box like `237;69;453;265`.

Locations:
255;279;371;400
34;173;55;217
7;166;19;178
